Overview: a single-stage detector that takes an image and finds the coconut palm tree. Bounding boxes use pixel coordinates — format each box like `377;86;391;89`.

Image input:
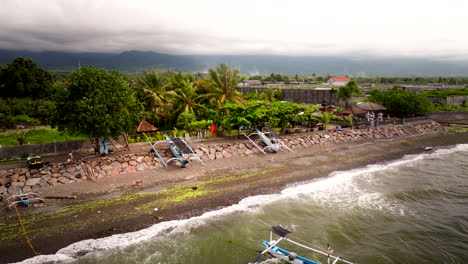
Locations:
136;71;176;126
172;80;207;118
207;64;244;109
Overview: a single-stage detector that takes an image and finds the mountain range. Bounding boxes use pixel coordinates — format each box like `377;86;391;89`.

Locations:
1;49;468;77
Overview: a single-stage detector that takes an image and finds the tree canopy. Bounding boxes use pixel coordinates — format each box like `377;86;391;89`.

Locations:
0;57;54;99
51;66;143;146
368;87;431;117
337;80;359;108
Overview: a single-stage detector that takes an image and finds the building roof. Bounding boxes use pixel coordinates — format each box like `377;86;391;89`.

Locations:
330;76;350;82
340;105;368;115
355;102;386;111
136;120;158;132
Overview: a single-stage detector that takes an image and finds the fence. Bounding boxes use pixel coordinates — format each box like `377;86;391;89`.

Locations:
0;140;91;159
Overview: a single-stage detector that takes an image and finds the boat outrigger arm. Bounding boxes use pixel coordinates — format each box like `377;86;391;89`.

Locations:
243;127;292;154
251;226;355;264
7;189;45;209
148;136;204;167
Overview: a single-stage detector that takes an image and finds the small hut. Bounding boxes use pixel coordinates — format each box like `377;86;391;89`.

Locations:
136;120;158;134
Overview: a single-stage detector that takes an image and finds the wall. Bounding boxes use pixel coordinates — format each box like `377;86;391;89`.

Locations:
427;96;468;105
0;140;91;159
237;87;345;106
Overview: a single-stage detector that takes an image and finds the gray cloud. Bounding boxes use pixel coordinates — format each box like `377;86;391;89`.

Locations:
1;0;468;61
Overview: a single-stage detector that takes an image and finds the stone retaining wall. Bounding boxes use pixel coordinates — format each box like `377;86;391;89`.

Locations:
0;121;445;201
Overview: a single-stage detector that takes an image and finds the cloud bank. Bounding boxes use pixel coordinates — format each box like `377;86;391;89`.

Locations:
1;0;468;60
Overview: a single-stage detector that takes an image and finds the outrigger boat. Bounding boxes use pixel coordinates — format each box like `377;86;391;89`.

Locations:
251;226;355;264
148;135;204;168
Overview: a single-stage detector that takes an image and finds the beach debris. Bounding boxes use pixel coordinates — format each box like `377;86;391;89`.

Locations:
154;208;158;212
191;186;198;190
44;195;77;199
424;146;433;151
131;180;143;187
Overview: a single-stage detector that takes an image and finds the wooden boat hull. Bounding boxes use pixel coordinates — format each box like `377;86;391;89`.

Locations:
263;241;320;264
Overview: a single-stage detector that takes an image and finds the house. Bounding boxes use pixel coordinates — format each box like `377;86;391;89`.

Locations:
327;76;350;86
237;80;262;86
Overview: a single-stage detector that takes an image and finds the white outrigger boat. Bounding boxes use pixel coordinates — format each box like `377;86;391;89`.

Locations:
250;226;355;264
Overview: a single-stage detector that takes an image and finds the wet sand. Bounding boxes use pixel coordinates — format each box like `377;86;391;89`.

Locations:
1;129;467;264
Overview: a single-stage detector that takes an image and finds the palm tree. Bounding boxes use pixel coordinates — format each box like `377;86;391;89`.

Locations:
172;80;207;118
207;64;244;109
136;71;176;125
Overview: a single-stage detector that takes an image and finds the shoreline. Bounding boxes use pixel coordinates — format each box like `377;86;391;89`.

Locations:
1;128;468;263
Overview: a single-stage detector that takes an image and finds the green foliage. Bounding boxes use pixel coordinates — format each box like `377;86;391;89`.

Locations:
14;130;29;145
269;101;306;132
172;79;207;118
337;80;359;108
421;88;468;97
0;98;56;128
0;57;54;99
176;112;195;130
0;127;87;147
319;112;332;127
189;120;213;131
207;64;244;109
51;66;144;145
430;103;468;112
368;88;431;117
343;115;353;127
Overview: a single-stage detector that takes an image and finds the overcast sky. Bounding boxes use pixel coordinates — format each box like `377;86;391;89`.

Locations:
1;0;467;60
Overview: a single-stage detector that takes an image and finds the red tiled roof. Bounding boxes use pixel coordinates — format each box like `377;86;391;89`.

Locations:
330;76;350;82
136;120;158;132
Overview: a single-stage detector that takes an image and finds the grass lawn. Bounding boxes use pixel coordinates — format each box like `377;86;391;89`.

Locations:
0;127;87;147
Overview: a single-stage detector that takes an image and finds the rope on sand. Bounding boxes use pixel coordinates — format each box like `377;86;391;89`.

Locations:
13;204;40;256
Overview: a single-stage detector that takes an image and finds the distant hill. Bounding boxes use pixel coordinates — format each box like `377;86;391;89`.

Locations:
1;49;468;77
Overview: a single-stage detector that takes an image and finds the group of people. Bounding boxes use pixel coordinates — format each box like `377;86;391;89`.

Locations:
365;111;384;128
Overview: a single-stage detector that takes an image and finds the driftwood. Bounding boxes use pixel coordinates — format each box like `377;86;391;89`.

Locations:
83;163;98;182
44;196;77;199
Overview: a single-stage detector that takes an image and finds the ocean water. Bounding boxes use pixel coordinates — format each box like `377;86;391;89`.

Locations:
19;144;468;264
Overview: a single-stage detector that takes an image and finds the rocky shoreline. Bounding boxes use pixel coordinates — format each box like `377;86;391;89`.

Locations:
1;120;461;264
0;121;445;202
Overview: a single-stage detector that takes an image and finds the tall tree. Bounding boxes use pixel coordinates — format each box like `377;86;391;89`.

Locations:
0;57;54;99
51;66;143;150
337;80;359;108
207;63;244;109
135;71;176;127
172;80;207;118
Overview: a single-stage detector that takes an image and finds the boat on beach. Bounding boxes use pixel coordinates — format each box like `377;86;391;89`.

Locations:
251;226;355;264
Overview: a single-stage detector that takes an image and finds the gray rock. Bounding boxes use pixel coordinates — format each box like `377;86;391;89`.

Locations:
52;173;62;178
11;181;25;187
39;180;49;187
18;176;26;182
25;178;42;186
101;165;113;171
48;178;58;185
215;152;224;160
22;186;32;193
58;177;69;184
11;174;19;182
0;186;7;194
0;171;9;178
63;172;74;179
30;169;39;174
